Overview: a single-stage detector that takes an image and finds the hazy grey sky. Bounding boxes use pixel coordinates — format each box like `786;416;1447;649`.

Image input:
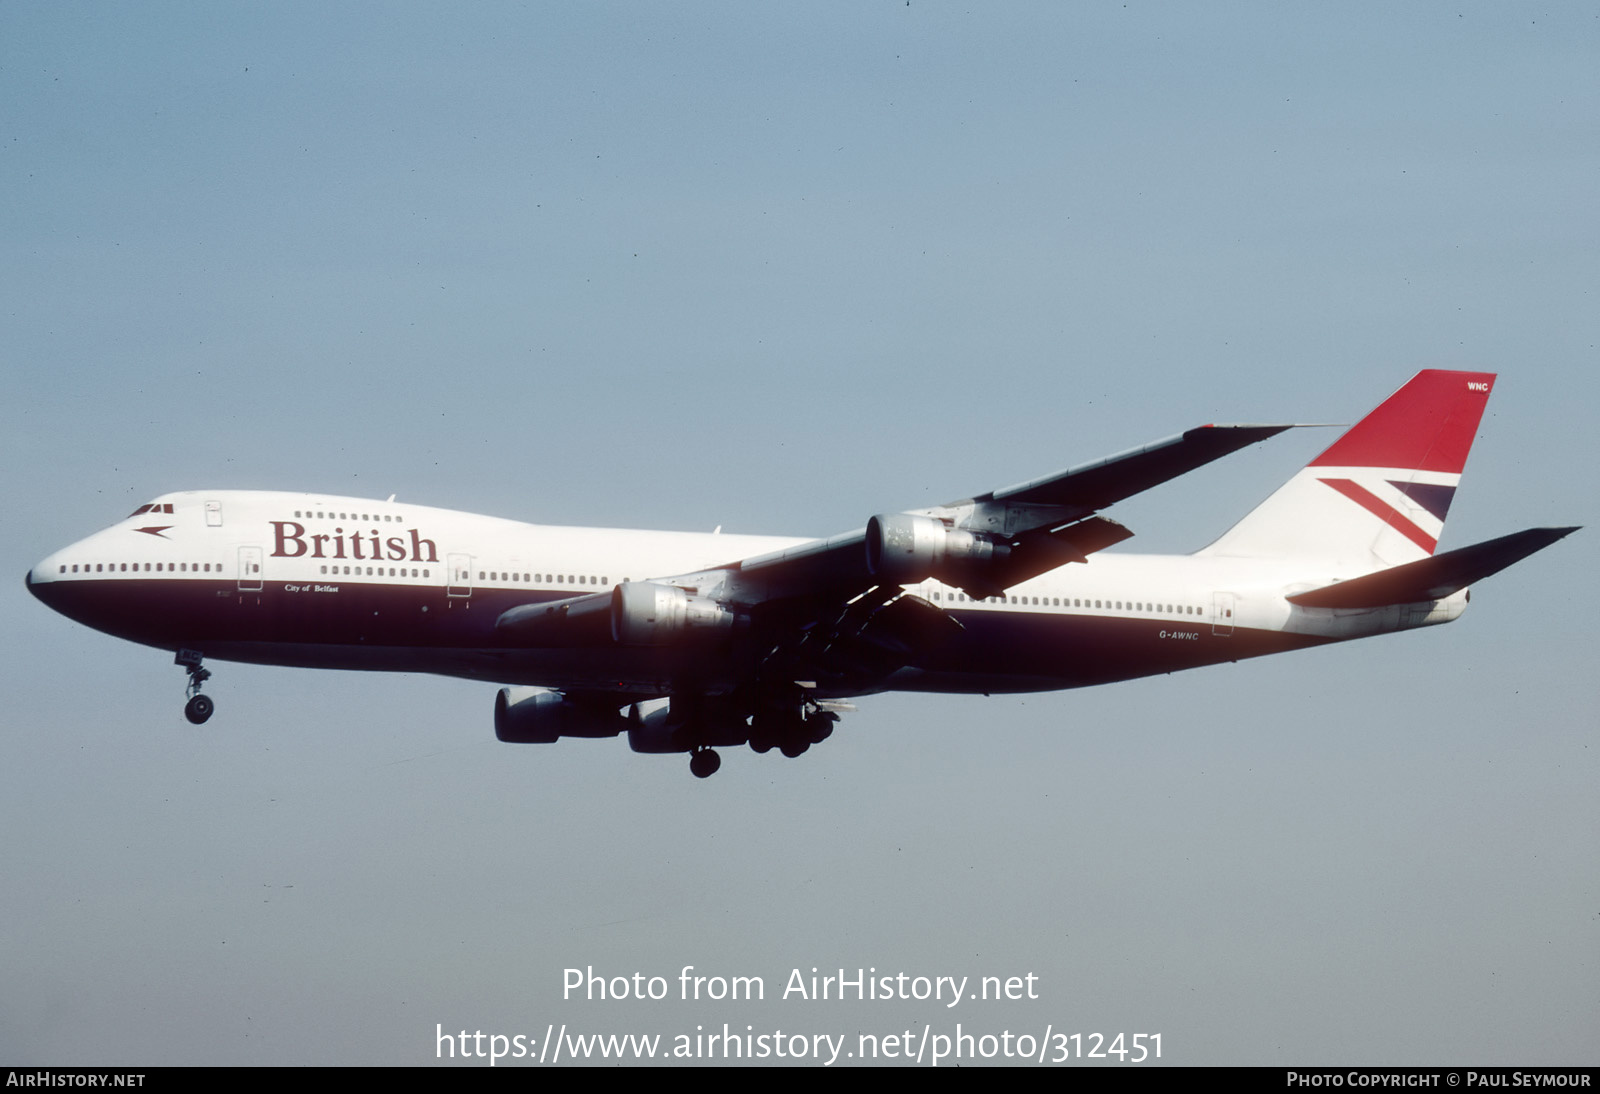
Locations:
3;2;1596;1066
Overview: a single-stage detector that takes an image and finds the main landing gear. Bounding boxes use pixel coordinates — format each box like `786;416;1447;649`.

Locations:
747;706;837;759
176;649;214;725
681;703;842;778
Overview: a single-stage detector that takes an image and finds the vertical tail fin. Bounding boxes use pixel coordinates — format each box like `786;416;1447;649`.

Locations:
1199;370;1495;566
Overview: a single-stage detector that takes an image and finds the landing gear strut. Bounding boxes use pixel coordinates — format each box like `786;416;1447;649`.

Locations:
176;649;214;724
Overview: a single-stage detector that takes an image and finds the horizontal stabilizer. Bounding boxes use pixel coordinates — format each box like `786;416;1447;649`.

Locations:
1287;527;1579;609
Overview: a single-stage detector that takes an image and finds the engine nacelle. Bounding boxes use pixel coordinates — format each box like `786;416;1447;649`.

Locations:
494;687;628;743
610;581;734;646
626;703;682;753
865;513;998;586
626;700;751;753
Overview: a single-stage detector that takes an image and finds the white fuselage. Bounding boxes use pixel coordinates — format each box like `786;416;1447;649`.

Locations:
26;490;1464;698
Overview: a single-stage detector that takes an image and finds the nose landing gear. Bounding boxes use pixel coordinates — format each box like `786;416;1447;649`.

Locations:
176;649;214;724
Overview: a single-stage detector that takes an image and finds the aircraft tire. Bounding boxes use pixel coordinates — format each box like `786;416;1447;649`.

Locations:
806;713;837;743
689;749;721;778
184;694;215;725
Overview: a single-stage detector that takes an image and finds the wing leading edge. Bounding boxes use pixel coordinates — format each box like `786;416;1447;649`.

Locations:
493;422;1296;650
724;423;1293;601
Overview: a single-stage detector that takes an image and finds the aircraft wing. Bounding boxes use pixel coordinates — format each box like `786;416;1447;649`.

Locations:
981;424;1294;510
723;423;1292;600
495;423;1292;688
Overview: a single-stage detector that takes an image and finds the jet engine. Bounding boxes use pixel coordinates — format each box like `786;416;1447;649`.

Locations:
494;687;628;743
610;581;735;646
865;513;1000;586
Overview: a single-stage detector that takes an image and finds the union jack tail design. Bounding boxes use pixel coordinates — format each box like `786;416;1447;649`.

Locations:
1200;370;1494;566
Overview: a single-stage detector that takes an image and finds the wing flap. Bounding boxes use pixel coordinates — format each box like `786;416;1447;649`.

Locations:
962;516;1134;597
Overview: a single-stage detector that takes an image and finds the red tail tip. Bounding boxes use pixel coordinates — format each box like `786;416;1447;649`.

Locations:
1309;370;1495;473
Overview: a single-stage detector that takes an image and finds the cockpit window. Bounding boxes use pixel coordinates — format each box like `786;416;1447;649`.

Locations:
127;503;174;517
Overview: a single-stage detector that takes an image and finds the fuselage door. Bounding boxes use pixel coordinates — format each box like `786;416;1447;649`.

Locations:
448;553;473;598
205;500;223;527
238;546;264;592
1212;591;1236;637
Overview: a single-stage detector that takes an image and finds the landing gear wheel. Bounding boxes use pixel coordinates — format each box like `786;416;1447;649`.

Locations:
177;650;214;724
779;739;809;759
806;711;838;743
688;749;722;779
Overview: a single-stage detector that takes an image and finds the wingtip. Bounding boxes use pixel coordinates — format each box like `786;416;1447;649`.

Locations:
1182;422;1299;444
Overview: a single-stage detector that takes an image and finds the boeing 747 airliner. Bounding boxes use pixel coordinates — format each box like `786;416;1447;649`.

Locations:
26;370;1575;776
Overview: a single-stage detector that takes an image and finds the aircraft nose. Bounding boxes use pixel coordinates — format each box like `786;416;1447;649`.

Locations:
25;562;61;609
